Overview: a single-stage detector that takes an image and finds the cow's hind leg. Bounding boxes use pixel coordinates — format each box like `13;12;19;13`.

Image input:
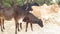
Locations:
2;18;5;29
14;18;18;34
17;23;20;31
20;23;22;30
30;22;33;31
1;18;4;32
15;23;18;34
25;22;28;32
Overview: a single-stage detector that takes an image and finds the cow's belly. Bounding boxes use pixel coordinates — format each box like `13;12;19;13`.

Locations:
18;18;24;23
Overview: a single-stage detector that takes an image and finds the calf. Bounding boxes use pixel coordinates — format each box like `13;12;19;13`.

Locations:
23;13;43;32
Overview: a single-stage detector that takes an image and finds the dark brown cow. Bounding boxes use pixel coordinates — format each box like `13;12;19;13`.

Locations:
0;5;32;34
13;3;39;34
13;5;30;34
23;13;43;32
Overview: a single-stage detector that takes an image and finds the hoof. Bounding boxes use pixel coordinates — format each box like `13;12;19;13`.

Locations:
25;30;27;32
3;27;5;30
1;29;4;32
18;29;20;32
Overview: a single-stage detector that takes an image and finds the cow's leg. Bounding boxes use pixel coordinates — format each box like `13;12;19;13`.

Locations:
1;24;3;32
20;23;22;30
14;17;18;34
25;22;28;32
1;18;3;32
15;23;18;34
19;18;23;30
2;18;5;29
17;23;20;31
30;22;33;31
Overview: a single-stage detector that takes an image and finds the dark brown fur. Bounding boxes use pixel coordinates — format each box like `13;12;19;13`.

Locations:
0;6;29;34
23;13;43;32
